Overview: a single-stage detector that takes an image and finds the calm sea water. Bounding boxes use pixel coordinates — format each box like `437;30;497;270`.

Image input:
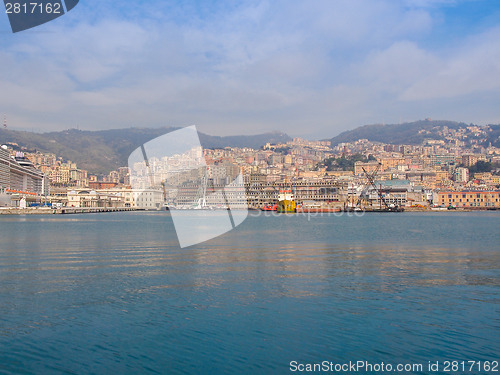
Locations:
0;212;499;374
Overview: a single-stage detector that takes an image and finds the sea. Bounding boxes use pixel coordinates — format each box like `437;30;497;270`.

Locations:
0;211;499;374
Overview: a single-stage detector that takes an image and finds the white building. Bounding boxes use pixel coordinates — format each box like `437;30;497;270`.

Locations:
67;187;163;209
131;188;163;209
455;167;469;183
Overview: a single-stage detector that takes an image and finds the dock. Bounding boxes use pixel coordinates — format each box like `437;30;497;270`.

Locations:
0;207;140;215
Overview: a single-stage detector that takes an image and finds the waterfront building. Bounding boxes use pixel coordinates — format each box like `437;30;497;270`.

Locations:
172;179;247;209
438;191;500;208
67;188;163;209
67;189;126;208
380;188;408;207
131;188;163;209
171;179;343;209
245;180;342;208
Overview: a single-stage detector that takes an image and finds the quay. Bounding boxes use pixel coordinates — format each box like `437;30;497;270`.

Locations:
0;207;139;215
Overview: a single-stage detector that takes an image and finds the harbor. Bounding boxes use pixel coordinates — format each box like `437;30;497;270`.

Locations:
1;140;499;215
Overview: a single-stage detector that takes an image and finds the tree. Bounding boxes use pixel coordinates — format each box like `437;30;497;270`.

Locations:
318;153;375;171
468;160;492;175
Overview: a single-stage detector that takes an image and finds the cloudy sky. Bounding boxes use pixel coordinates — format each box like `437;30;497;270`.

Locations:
1;0;499;138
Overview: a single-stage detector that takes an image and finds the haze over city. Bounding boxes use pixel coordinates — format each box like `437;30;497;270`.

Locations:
1;0;500;138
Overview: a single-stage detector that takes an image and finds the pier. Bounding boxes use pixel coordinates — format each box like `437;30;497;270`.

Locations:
56;207;139;214
0;207;140;215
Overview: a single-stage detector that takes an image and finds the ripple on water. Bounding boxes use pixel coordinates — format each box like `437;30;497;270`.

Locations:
0;212;498;373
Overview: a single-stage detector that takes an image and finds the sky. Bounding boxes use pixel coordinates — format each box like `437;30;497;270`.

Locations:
1;0;500;139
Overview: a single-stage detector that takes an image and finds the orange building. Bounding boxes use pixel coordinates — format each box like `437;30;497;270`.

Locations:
438;191;500;208
89;181;118;190
354;161;380;175
380;157;405;170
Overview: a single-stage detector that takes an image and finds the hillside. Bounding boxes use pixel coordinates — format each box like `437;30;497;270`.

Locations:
329;120;500;147
0;127;291;174
2;119;499;175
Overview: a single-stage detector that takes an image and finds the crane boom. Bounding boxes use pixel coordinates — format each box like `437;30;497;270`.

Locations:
355;163;380;208
362;165;390;209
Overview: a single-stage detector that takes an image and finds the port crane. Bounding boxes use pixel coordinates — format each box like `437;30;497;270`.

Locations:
361;165;391;210
351;163;381;210
360;165;403;211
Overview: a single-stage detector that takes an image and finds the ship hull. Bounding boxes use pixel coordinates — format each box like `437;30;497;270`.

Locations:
277;199;296;213
260;204;277;211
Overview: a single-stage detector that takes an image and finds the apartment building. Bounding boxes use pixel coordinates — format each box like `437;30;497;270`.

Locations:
454;167;469;182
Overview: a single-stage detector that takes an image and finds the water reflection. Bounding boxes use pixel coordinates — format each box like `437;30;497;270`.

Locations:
0;212;498;373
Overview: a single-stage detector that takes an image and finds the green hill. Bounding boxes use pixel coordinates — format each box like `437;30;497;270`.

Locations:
0;127;291;174
329;119;499;146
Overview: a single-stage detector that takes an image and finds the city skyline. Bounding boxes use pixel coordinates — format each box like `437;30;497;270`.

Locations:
0;0;499;138
2;126;499;212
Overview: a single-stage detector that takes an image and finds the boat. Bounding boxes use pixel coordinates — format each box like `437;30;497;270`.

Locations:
277;190;296;213
369;207;405;212
261;204;277;211
431;206;447;211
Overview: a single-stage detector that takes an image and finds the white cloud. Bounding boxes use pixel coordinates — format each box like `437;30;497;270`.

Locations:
400;27;500;100
358;41;441;93
0;0;498;137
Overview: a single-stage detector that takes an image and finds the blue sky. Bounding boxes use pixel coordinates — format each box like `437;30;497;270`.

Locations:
1;0;500;138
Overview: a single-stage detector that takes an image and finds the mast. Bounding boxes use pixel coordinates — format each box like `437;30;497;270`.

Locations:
201;168;207;207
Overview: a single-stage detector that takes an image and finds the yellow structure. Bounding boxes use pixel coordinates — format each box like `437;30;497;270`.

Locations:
438;191;500;208
277;190;296;212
